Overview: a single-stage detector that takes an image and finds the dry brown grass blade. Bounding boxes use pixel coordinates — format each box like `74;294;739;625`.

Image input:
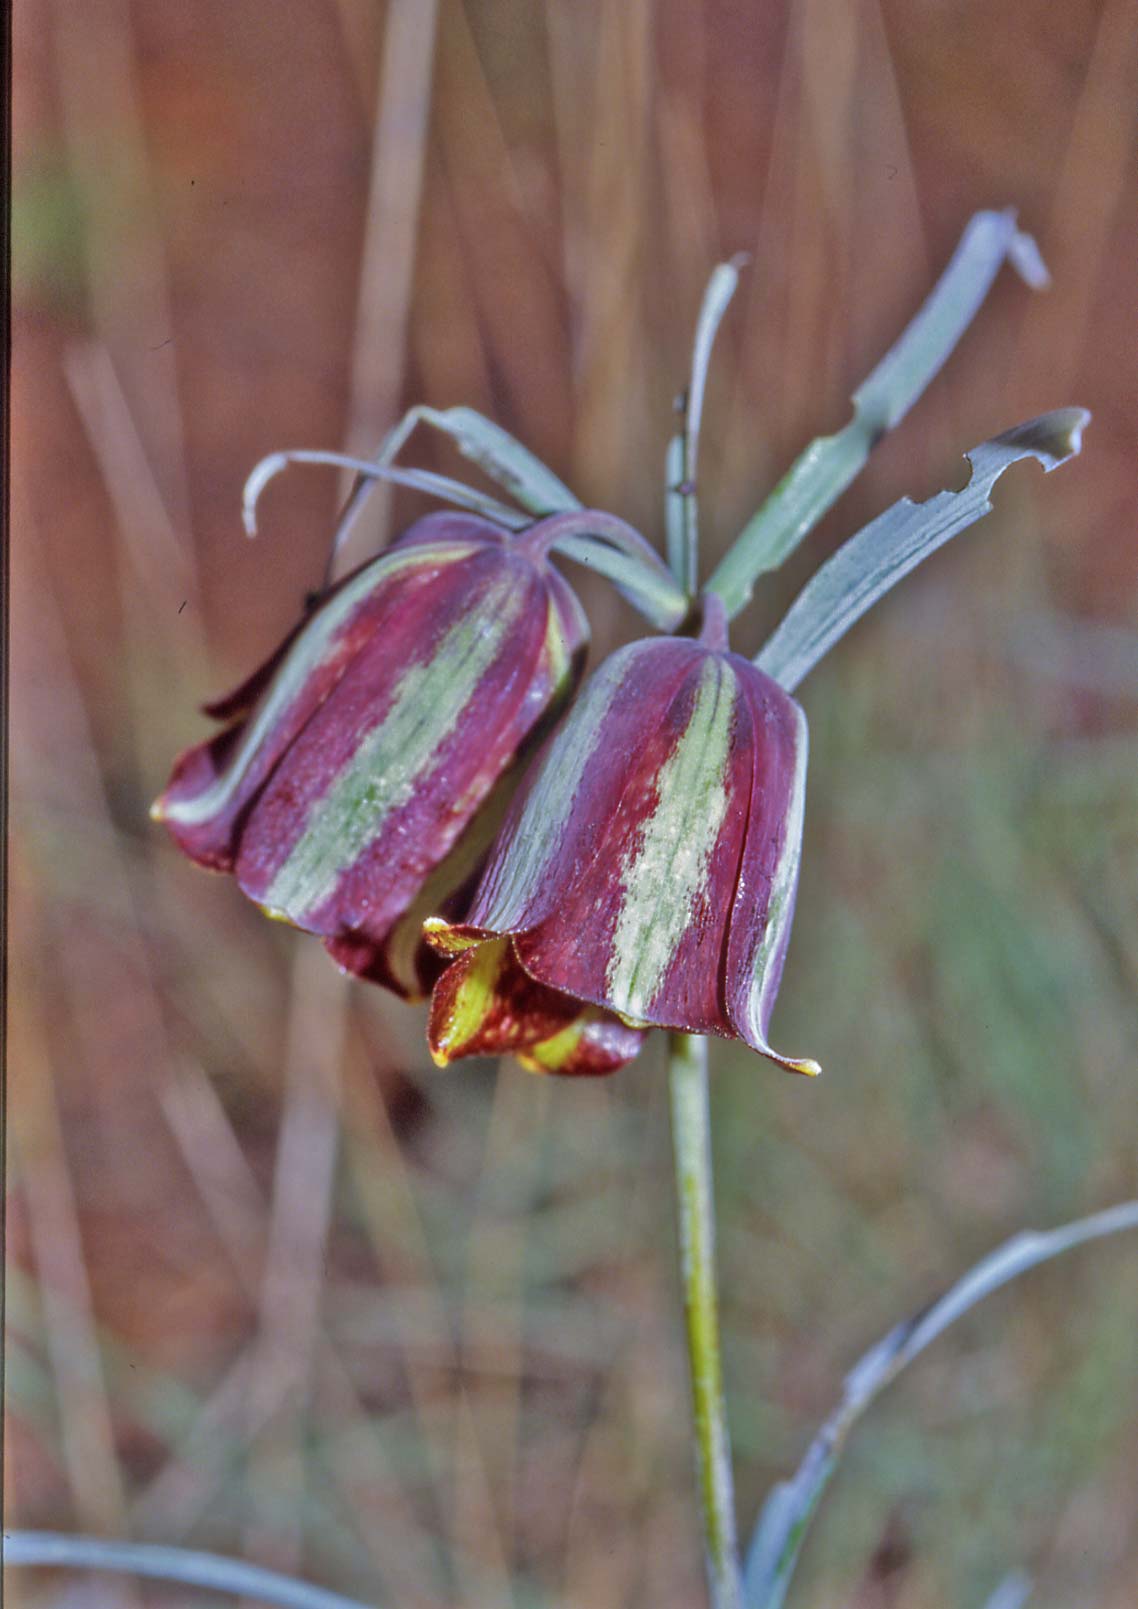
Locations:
131;1332;446;1605
130;1348;256;1537
11;492;239;1594
434;0;573;475
412;164;496;416
310;1351;451;1609
48;0;192;534
336;0;441;572
443;1394;512;1609
982;1;1136;614
8;863;137;1577
65;324;381;1586
240;946;349;1580
654;6;718;306
333;0;384;116
1013;0;1138;400
457;1069;554;1583
542;0;596;319
338;1040;461;1493
537;1057;676;1600
721;0;933;560
63;341;203;641
569;0;654;523
156;1057;268;1284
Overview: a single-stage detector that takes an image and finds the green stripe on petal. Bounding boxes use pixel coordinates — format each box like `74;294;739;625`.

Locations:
261;571;523;920
605;657;734;1018
160;540;480;829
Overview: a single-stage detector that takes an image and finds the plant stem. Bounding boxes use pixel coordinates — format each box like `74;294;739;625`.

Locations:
668;1030;744;1609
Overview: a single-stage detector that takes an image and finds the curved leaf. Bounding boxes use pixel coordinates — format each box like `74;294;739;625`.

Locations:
411;404;582;514
708;210;1049;617
754;408;1089;694
242;448;528;536
678;255;749;590
744;1200;1138;1609
4;1531;373;1609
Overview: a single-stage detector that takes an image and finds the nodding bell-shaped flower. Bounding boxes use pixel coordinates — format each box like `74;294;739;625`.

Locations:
425;596;819;1078
152;512;589;998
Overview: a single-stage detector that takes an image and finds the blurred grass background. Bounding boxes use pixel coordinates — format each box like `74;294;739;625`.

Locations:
9;1;1138;1605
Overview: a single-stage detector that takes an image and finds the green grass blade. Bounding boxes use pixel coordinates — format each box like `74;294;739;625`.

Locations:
707;210;1048;618
754;408;1089;694
743;1200;1138;1609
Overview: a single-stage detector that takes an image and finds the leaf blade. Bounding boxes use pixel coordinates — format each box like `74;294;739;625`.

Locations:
707;210;1048;618
242;448;530;536
415;404;582;515
754;408;1089;694
744;1199;1138;1609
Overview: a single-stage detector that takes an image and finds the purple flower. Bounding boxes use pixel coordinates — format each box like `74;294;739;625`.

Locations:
153;512;588;998
426;600;819;1076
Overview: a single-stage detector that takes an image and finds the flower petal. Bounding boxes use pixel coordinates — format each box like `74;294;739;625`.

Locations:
724;678;820;1075
435;635;819;1072
235;550;544;922
153;526;496;868
467;639;750;1034
427;935;644;1074
155;511;588;1012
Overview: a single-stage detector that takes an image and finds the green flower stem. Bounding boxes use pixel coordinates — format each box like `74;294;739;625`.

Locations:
668;1030;744;1609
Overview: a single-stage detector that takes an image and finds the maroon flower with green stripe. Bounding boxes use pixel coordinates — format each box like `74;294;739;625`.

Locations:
425;599;819;1078
152;511;588;998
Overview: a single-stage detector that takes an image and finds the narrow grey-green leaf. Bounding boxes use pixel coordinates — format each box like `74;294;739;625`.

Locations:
688;259;748;469
665;430;686;583
552;532;689;631
302;404;579;581
242;448;529;537
708;210;1048;617
755;408;1089;694
678;254;748;593
520;507;688;630
414;404;581;515
5;1531;375;1609
743;1199;1138;1609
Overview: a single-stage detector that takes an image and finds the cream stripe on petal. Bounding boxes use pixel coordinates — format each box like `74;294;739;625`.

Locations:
605;656;734;1018
161;541;480;828
261;571;522;919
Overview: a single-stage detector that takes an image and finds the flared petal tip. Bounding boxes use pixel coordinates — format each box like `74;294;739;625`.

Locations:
253;900;301;929
423;916;485;956
764;1047;821;1078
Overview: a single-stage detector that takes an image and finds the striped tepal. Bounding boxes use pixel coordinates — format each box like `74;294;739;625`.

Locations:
154;512;589;1000
426;613;818;1078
